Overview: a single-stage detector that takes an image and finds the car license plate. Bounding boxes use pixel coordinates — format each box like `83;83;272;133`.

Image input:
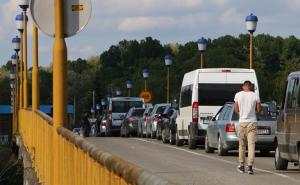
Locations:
257;129;270;135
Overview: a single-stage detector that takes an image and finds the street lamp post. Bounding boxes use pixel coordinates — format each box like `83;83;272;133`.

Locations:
126;80;133;97
164;54;173;103
18;0;29;108
197;37;207;69
143;68;150;91
12;37;20;134
16;13;24;108
245;13;258;69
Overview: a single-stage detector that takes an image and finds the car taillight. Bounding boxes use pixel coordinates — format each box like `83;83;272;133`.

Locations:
225;123;235;132
192;102;199;123
101;121;107;126
108;111;112;120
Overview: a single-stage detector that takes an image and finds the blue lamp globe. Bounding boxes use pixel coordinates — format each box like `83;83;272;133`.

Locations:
143;68;150;79
245;13;258;33
18;0;29;11
16;13;24;32
11;54;17;65
197;37;208;52
126;80;133;89
115;88;122;96
12;36;21;52
164;54;173;66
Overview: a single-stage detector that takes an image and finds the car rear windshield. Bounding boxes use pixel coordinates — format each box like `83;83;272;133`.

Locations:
232;106;275;121
155;106;166;115
198;83;242;106
131;109;145;117
112;101;143;113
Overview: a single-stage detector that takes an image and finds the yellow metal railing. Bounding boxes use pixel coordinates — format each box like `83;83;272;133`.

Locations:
19;109;172;185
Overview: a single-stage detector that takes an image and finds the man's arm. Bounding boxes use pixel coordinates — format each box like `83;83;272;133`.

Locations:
256;102;262;113
234;101;239;113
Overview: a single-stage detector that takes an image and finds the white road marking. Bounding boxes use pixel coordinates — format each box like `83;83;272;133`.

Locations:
133;138;300;183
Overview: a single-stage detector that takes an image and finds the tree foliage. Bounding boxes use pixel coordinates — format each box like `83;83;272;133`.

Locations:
1;34;300;123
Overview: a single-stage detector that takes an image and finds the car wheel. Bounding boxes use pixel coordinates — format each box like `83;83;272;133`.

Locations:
162;127;168;144
151;125;156;139
124;126;128;137
170;129;176;145
275;145;288;170
156;128;161;140
217;136;227;156
205;135;214;153
176;130;184;146
188;133;196;149
120;127;124;137
298;148;300;171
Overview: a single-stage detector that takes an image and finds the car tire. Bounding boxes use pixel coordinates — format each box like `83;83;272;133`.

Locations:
156;128;161;140
188;133;196;149
151;125;156;139
298;148;300;171
176;130;184;146
205;135;214;153
275;145;288;170
170;129;176;145
124;126;128;137
162;127;168;144
217;136;227;156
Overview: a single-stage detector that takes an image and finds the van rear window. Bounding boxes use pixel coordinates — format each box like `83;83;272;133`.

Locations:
198;83;242;106
112;101;143;113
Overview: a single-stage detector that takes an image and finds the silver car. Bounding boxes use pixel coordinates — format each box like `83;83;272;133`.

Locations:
205;103;276;156
146;104;170;139
138;106;153;137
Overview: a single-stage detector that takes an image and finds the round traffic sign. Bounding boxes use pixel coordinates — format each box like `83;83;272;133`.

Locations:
30;0;92;37
140;91;152;103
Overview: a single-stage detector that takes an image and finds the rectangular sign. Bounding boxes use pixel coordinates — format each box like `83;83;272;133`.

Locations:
72;4;84;12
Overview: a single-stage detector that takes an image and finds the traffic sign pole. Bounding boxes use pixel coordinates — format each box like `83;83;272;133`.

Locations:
53;0;67;183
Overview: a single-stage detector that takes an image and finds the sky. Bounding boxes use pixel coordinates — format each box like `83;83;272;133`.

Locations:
1;0;300;67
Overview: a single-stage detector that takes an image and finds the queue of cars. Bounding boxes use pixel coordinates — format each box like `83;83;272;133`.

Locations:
94;68;300;171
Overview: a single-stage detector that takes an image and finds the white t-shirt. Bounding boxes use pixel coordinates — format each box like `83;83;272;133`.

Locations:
234;91;260;123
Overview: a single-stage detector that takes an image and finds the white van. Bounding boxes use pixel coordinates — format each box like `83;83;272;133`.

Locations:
176;68;260;149
107;97;145;133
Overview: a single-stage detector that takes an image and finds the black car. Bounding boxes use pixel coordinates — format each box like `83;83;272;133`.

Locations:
120;108;145;137
156;105;178;144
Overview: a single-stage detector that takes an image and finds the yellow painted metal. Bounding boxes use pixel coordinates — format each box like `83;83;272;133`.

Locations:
249;33;253;69
23;11;28;108
53;0;68;183
32;25;40;110
19;33;23;108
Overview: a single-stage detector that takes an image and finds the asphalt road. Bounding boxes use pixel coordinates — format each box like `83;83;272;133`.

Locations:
86;137;300;185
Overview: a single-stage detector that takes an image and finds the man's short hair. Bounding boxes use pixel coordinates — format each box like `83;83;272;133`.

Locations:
243;80;252;86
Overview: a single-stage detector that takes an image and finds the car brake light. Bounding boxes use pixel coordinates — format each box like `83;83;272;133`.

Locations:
108;111;112;119
225;123;235;132
192;102;199;123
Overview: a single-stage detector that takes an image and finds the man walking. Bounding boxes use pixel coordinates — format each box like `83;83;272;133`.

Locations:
234;81;261;174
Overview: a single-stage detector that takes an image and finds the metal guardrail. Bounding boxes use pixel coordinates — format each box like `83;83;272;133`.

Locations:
19;109;175;185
